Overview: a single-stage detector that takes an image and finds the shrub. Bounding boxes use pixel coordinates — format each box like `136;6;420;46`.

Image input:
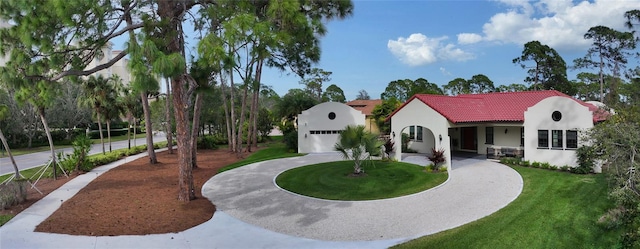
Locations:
520;160;530;167
572;146;595;174
197;135;218;150
401;133;410;151
383;138;395;158
560;165;570;171
531;162;541;168
282;130;298;152
541;162;551;169
57;135;93;172
549;165;558;170
428;148;446;171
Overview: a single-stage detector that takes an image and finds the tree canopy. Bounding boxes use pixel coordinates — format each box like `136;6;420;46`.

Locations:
381;78;443;102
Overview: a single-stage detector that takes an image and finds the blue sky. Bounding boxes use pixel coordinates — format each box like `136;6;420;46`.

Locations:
256;0;640;100
106;0;640;100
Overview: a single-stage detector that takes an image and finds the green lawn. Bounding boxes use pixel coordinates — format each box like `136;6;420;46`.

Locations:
393;166;622;249
218;140;303;173
0;133;147;158
0;214;13;226
276;161;448;201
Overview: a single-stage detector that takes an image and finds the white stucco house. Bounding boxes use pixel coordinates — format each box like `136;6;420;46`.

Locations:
298;102;366;153
388;90;608;170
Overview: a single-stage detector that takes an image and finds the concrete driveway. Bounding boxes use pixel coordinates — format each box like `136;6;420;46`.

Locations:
1;152;523;249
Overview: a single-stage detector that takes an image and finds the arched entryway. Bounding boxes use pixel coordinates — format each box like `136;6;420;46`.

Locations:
397;125;436;154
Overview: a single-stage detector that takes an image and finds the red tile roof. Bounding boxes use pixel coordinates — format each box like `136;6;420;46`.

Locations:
388;90;608;123
346;99;383;116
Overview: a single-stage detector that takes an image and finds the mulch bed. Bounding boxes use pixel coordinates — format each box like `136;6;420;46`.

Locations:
2;148;250;236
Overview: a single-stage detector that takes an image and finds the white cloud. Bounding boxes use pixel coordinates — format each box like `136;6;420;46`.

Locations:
439;67;452;76
457;33;483;44
480;0;640;50
387;33;475;66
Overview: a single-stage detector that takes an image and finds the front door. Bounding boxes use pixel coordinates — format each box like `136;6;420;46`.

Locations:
461;127;477;151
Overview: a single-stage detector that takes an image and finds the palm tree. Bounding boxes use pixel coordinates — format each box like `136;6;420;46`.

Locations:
81;75;119;154
335;125;384;175
118;85;142;150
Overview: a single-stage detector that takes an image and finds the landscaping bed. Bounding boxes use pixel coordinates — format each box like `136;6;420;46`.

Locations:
2;148;251;236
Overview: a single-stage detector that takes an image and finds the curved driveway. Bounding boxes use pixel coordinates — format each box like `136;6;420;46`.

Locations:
203;153;523;241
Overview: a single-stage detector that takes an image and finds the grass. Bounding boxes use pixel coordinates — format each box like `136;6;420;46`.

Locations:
0;133;147;158
0;140;169;183
0;166;55;183
218;140;303;173
276;161;448;201
0;214;14;226
393;166;622;249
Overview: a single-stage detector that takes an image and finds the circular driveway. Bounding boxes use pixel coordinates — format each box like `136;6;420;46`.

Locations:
202;153;523;241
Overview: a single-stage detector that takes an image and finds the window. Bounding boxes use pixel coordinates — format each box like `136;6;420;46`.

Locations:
538;130;548;148
552;130;563;148
552;111;562;122
520;127;524;146
409;126;415;140
328;112;336;120
485;127;494;144
416;126;423;141
566;130;578;149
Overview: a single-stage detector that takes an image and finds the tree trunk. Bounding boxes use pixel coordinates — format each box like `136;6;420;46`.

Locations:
127;113;132;150
236;84;249;158
229;69;237;153
107;120;112;152
38;108;57;180
220;75;233;152
173;75;195;201
97;115;105;154
133;118;137;147
141;91;157;164
165;79;174;154
191;92;203;168
0;128;20;179
247;91;255;152
251;59;263;149
599;48;604;103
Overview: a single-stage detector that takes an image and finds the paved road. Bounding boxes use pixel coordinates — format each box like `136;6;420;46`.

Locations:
0;133;167;176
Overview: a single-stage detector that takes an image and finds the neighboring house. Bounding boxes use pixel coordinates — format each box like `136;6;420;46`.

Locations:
86;42;132;86
388;90;608;170
346;99;383;133
298;102;365;153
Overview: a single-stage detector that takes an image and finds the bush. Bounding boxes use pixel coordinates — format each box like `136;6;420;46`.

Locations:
57;135;94;172
560;165;570;171
401;133;410;151
541;162;551;169
197;135;218;150
531;162;541;168
520;160;530;167
572;145;595;174
383;138;395;158
428;147;446;171
282;130;298;152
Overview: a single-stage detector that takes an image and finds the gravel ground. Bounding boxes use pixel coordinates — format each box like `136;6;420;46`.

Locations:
203;152;523;241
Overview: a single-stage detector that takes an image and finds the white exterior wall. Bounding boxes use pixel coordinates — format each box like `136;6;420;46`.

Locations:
298;102;365;153
391;99;451;170
85;44;132;86
407;127;436;153
524;96;594;167
476;125;523;154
